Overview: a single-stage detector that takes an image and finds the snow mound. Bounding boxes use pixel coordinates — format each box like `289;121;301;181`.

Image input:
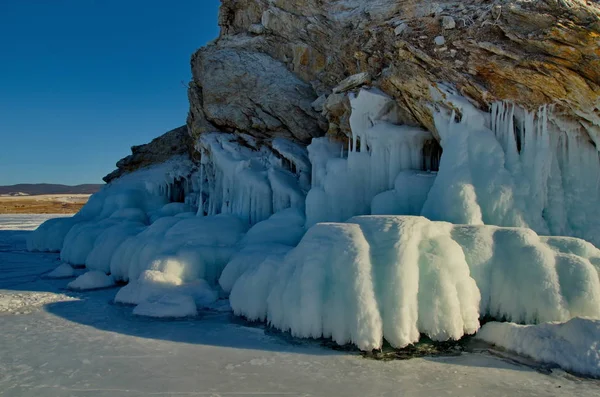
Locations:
47;263;75;279
477;318;600;378
231;216;600;350
133;294;197;318
67;271;115;291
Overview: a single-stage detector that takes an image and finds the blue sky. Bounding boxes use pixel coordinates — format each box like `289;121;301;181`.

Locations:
0;0;220;185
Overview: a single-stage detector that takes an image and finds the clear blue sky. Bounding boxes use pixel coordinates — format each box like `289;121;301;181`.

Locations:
0;0;220;185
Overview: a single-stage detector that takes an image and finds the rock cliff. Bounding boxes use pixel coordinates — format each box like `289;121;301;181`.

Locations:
103;125;193;183
188;0;600;147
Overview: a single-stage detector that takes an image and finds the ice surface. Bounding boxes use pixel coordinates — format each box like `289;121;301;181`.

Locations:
477;318;600;378
67;271;115;291
232;216;600;350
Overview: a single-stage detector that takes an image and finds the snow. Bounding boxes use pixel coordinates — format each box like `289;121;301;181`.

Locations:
477;318;600;378
67;271;115;291
2;216;600;395
46;263;75;279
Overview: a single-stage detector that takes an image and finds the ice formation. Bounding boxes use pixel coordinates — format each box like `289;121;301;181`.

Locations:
27;156;195;253
230;216;600;351
46;263;75;279
67;271;115;291
423;87;600;246
477;318;600;378
221;208;305;294
196;133;308;224
25;85;600;364
305;90;438;227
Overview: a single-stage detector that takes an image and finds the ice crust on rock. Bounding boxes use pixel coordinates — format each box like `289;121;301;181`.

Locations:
231;216;600;351
477;318;600;378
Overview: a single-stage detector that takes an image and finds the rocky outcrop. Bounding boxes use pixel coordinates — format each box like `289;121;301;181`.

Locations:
103;126;193;183
187;0;600;146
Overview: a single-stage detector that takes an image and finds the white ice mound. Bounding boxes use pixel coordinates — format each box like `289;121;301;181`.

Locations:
477;318;600;378
110;214;247;284
85;222;146;273
219;209;304;293
231;216;600;351
47;263;75;279
26;216;83;252
67;271;115;291
27;157;194;253
115;270;217;318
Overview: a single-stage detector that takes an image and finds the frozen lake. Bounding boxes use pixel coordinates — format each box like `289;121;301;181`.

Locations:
0;215;598;396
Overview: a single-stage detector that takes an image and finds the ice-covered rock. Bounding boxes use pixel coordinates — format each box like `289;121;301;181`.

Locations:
231;216;600;351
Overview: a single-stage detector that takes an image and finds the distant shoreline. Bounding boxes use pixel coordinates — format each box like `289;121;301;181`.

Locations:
0;194;89;214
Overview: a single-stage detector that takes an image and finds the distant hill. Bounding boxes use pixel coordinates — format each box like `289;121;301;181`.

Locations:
0;184;104;196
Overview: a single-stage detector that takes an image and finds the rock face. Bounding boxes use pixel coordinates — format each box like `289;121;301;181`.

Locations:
103;126;192;183
187;0;600;145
